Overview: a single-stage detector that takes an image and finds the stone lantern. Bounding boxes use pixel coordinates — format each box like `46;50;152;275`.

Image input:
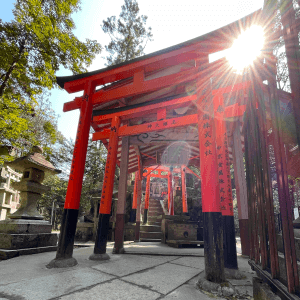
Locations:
0;146;61;259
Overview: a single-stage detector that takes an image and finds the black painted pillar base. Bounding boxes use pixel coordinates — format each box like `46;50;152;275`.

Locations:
143;209;148;224
203;212;225;283
135;221;140;242
130;209;136;223
113;214;125;254
89;214;110;261
47;209;78;268
223;215;238;269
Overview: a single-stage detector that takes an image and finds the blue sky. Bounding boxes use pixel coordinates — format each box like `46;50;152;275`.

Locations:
2;0;263;141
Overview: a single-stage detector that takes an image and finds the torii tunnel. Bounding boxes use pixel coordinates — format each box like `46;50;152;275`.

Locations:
47;8;300;295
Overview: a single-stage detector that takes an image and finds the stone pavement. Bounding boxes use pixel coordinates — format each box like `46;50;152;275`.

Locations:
0;241;255;300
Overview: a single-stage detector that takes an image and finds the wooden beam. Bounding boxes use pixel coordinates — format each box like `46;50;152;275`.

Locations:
63;48;205;94
91;67;198;105
63;57;226;112
93;94;198;123
157;108;167;120
148;174;168;179
93;114;198;141
212;81;251;95
232;121;248;220
133;145;142;165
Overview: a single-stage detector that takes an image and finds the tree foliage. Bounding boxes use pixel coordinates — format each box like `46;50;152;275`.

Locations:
0;0;101;151
80;138;107;213
26;94;74;172
0;92;73;172
39;174;68;230
0;0;101;99
102;0;153;66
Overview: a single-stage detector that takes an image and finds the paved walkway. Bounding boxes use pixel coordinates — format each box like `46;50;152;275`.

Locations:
0;242;254;300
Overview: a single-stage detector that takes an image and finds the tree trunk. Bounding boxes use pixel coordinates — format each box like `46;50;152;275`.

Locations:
0;40;26;97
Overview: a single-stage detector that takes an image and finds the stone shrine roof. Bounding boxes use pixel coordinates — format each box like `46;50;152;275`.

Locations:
5;146;61;175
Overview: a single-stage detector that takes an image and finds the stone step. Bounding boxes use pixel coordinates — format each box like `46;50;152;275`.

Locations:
148;206;163;211
140;238;161;242
148;211;163;216
148;210;162;214
140;225;161;232
149;201;162;205
149;203;162;207
148;216;161;222
148;209;163;216
148;205;162;210
140;231;162;239
148;221;162;226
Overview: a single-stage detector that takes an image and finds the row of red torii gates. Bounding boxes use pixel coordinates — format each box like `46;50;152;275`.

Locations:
46;6;300;295
136;165;201;222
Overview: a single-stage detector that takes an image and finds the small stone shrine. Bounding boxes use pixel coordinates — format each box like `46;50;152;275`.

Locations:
0;146;61;259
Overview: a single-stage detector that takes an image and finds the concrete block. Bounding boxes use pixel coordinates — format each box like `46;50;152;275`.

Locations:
277;233;300;262
0;267;115;300
124;241;204;256
124;223;135;241
168;223;197;241
170;257;205;269
122;262;201;294
140;231;162;239
253;277;281;300
92;254;177;277
75;223;94;241
277;252;300;286
0;219;52;234
0;245;57;260
140;225;160;232
162;283;212;300
58;278;160;300
0;232;57;249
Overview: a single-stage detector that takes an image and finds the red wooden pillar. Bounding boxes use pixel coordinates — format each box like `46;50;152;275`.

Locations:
168;169;174;215
90;116;120;261
232;121;250;256
214;94;238;269
48;81;94;268
113;136;129;254
268;55;299;292
181;166;188;213
132;171;138;210
198;94;225;282
143;175;150;224
135;157;143;241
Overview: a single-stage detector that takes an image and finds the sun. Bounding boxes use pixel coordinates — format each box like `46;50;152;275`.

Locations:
226;25;264;73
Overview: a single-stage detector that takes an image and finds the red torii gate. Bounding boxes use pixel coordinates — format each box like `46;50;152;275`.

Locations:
47;10;262;283
142;165;201;217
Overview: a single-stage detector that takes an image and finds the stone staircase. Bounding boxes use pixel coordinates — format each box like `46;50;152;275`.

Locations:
140;198;164;242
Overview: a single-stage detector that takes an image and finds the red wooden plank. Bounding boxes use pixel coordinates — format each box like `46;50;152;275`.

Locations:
224;104;246;118
141;152;156;160
64;47;203;93
157;108;166;121
148;174;168;178
63;100;80;112
92;129;110;141
119;114;198;136
93;114;198;140
93;94;198;123
91;67;198;105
